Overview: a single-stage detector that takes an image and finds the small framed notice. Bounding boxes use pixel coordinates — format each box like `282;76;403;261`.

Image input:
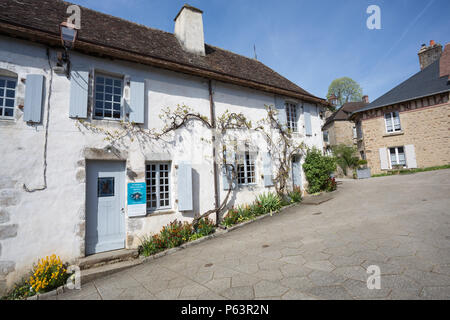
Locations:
127;182;147;217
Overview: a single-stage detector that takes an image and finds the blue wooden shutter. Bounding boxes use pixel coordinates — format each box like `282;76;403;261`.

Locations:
275;96;287;128
129;80;145;124
69;70;89;118
263;153;274;187
304;104;312;136
24;74;44;123
223;150;236;190
178;161;193;211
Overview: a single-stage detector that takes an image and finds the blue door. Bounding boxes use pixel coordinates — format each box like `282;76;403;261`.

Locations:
292;155;302;189
86;161;125;255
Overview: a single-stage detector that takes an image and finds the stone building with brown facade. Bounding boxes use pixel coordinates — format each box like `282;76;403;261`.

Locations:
322;98;368;157
351;41;450;175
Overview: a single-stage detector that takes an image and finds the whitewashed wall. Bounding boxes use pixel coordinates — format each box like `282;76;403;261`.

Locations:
0;35;324;289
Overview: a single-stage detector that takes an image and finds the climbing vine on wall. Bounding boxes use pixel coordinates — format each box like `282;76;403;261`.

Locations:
76;103;306;224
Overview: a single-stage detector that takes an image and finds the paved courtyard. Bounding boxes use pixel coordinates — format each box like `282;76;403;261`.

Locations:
58;170;450;300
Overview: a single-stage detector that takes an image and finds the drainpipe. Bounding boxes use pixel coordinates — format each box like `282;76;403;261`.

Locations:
209;79;220;223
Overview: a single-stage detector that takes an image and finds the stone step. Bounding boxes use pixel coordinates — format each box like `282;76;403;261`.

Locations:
81;259;142;284
77;249;139;270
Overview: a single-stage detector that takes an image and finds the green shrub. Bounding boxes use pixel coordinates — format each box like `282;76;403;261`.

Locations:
288;186;303;203
257;192;282;213
139;234;166;256
303;147;337;193
195;218;215;237
159;220;185;248
250;202;265;216
223;208;240;227
332;144;359;175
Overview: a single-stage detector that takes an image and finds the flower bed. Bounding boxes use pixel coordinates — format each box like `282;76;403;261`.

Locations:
139;218;216;257
1;255;72;300
222;191;302;228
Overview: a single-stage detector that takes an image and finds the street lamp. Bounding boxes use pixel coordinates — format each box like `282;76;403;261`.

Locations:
59;22;78;49
58;22;78;78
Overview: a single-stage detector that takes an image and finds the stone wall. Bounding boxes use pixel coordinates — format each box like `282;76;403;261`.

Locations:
360;101;450;174
324;120;356;147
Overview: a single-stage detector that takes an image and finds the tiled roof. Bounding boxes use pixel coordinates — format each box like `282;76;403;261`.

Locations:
323;101;367;127
0;0;325;103
354;45;450;114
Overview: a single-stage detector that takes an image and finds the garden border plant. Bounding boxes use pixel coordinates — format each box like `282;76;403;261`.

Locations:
1;255;73;300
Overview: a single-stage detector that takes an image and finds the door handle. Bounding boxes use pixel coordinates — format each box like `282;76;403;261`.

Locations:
121;208;125;214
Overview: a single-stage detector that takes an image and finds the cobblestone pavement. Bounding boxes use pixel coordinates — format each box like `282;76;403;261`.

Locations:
57;170;450;300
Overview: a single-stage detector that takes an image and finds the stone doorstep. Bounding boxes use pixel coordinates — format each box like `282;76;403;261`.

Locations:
77;249;139;270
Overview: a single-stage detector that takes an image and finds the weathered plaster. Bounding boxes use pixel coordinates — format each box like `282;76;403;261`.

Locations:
0;210;9;224
0;225;18;240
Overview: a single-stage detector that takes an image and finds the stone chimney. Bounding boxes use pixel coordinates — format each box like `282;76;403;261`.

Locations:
418;40;443;70
362;95;369;103
174;4;205;56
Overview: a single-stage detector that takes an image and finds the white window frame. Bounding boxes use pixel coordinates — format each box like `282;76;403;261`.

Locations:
389;146;406;168
0;76;17;119
236;151;256;186
323;130;329;143
146;162;171;212
384;111;401;133
285;102;298;132
94;73;124;120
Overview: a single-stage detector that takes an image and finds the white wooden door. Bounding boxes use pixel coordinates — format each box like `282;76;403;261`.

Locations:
86;161;125;255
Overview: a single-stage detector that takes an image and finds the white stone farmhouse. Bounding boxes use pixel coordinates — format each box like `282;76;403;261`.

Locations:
0;0;328;292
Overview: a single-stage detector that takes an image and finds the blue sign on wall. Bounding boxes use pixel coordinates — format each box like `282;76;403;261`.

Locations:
127;183;146;217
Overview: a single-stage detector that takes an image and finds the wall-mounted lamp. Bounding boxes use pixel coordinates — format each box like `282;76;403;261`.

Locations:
56;22;78;78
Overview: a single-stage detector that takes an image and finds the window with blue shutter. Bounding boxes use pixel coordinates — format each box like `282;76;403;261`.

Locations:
24;74;45;123
69;70;89;118
275;97;287;128
223;149;236;190
263;153;274;187
177;161;193;211
129;79;145;124
304;105;312;136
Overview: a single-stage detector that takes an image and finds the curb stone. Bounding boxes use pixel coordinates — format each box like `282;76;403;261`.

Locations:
37;201;305;300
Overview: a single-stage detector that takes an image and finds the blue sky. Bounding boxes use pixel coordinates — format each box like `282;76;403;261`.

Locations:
70;0;449;102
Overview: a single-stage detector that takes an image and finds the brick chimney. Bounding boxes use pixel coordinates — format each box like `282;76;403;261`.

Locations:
174;4;205;56
418;40;443;70
362;95;369;104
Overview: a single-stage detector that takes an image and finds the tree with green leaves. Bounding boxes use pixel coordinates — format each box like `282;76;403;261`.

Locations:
326;77;363;107
331;144;359;176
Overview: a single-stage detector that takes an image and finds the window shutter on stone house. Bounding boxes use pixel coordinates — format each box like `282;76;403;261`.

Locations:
263;152;274;187
24;74;45;123
69;70;89;119
379;148;389;170
223;149;236;190
177;161;193;211
304;104;312;136
405;145;418;169
129;79;145;124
